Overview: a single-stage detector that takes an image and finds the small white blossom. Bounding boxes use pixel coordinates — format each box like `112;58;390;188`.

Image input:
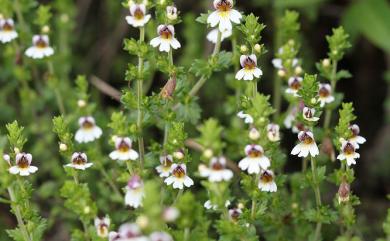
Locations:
228;206;242;221
337;139;360;166
0;19;18;43
249;127;260;140
3;154;11;165
207;0;242;32
272;54;299;70
150;25;180;52
166;5;178;20
162;206;179;222
349;124;366;147
94;216;110;238
66;152;93;170
125;175;144;208
204;200;218;210
156;155;173;177
109;137;139;161
291;131;319;157
206;28;232;44
117;223;149;241
258;170;277;192
9;153;38;176
126;4;151;27
164;163;194;189
267;124;280;142
302;107;320;122
199;156;233;182
285;77;303;96
237;111;253;124
150;232;173;241
318;83;335;107
25;35;54;59
75;116;102;143
239;144;270;174
235;54;263;81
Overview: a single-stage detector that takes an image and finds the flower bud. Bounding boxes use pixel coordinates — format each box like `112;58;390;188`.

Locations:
291;202;298;209
60;14;69;23
59;143;68;151
77;99;86;108
288;39;295;46
166;6;178;21
14;147;20;154
173;150;184;160
84;206;91;214
203;149;213;159
136;215;149;229
322;58;330;67
237;203;244;209
163;207;179;222
310;98;317;105
277;69;286;77
254;44;261;53
249;127;260;140
3;154;11;165
42;25;50;33
294;66;303;75
338;181;350;204
240;45;248;53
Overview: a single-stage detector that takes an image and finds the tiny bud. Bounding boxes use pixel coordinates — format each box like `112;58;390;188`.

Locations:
77;99;86;108
111;135;118;142
288;39;295;46
310;98;317;104
84;206;91;214
277;69;286;77
159;0;166;5
42;25;50;33
173;150;184;160
166;6;178;21
14;147;20;154
332;50;338;55
3;154;11;165
295;66;303;75
240;45;248;53
259;117;265;123
322;58;330;67
60;14;69;23
237;203;244;209
249;128;260;140
291;202;298;209
254;44;261;53
59;143;68;151
203;149;213;159
163;207;179;222
160;76;176;99
136;215;149;229
338;181;350;204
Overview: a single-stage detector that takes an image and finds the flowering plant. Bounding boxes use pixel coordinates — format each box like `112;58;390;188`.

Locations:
0;0;389;241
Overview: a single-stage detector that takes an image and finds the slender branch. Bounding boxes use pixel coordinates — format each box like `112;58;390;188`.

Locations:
323;61;338;130
310;157;322;241
47;61;65;114
7;186;32;241
90;75;121;101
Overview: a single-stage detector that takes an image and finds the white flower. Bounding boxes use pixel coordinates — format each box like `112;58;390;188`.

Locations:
109;137;139;161
125;175;144;208
239;145;270;174
235;54;263;81
9;153;38;176
291;131;319;157
302;107;320;122
337;139;360;166
228;207;242;221
207;0;242;32
267;124;280;142
204;200;218;210
75;116;102;143
65;152;93;170
285;77;303;96
258;170;277;192
284;112;296;129
117;223;149;241
156;155;173;177
166;5;178;20
349;124;366;147
249;127;260;140
150;25;181;52
199;156;233;182
0;19;18;43
95;216;110;238
318;83;335;107
237;111;253;124
162;206;180;222
164;163;194;189
150;232;173;241
206;28;232;44
126;4;151;27
25;35;54;59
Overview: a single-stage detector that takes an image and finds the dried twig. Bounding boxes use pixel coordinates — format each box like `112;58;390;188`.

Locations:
90;75;121;102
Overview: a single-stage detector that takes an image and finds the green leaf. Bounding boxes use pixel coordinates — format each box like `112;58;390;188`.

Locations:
34;5;52;27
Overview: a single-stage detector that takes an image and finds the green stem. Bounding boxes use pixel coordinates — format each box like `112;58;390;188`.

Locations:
47;61;66;114
272;5;282;121
99;166;122;199
173;189;183;205
13;0;28;35
137;27;145;170
310;157;322;241
252;80;257;98
323;61;338;130
183;227;190;241
251;174;258;219
7;187;32;241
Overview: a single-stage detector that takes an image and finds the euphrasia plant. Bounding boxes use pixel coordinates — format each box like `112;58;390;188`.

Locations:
0;0;384;241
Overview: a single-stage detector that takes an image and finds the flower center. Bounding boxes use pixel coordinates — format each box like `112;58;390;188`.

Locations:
211;161;224;170
17;156;29;169
260;171;273;183
118;141;130;152
290;78;301;90
244;58;256;70
162;157;173;168
216;0;232;11
248;148;262;158
172;166;185;178
299;133;313;145
98;225;108;235
319;87;330;97
304;109;314;119
2;22;13;31
159;27;172;39
35;38;48;48
73;155;87;165
82;120;94;129
133;8;144;20
343;143;355;155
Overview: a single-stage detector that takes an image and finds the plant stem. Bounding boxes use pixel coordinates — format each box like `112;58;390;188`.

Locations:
187;30;222;98
310;157;322;241
323;61;338;130
173;189;183;205
251;199;257;219
137;27;145;170
47;61;66;114
99;166;122;199
183;227;190;241
272;5;282;121
7;186;32;241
